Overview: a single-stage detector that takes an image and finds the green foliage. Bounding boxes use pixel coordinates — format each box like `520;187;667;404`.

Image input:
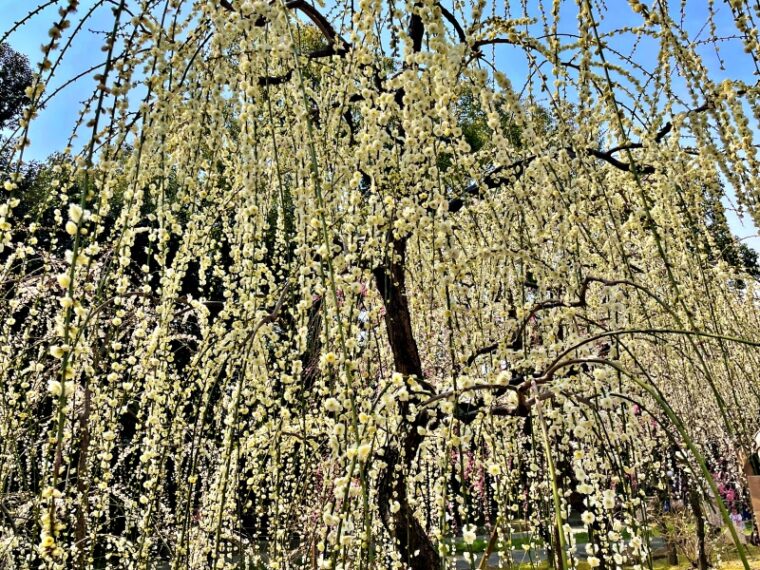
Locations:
0;42;31;131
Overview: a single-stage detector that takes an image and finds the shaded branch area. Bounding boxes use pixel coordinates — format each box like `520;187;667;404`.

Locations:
465;276;631;367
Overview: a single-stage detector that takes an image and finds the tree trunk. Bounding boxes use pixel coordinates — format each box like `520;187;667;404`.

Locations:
689;490;710;570
372;238;423;378
377;440;440;569
552;523;566;570
667;543;679;566
373;237;441;570
300;296;323;391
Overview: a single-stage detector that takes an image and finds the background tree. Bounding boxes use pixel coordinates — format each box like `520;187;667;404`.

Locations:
0;42;31;132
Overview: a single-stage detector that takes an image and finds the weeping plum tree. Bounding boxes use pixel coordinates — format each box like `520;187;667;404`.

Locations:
2;1;760;569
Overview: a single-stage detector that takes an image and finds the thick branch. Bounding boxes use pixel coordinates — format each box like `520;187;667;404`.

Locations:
219;0;350;54
258;69;293;86
408;12;424;54
465;276;627;366
438;3;465;44
448;157;535;213
583;147;655;174
453;393;532;424
447;141;662;214
472;38;512;51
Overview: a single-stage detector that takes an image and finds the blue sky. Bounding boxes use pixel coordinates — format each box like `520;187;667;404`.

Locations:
3;2;114;158
3;0;758;248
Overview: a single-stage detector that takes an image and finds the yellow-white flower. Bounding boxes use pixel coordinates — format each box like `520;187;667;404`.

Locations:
462;524;477;545
322;512;339;526
49;345;65;359
322;352;337;366
602;490;616;510
48;380;63;396
356;443;372;461
68;203;83;223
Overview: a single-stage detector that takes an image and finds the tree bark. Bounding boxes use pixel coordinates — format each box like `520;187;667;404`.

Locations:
373;237;441;570
300;296;323;392
373;239;423;377
689;490;710;570
667;542;679;566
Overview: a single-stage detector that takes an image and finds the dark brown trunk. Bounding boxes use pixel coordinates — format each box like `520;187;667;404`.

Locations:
300;296;323;391
552;524;565;570
372;239;422;377
667;541;679;566
377;441;439;569
689;490;710;570
373;237;440;570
